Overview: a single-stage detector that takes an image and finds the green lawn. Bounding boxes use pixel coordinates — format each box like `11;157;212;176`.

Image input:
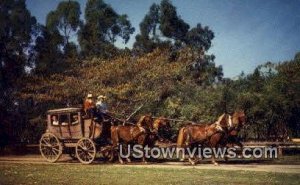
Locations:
0;163;299;185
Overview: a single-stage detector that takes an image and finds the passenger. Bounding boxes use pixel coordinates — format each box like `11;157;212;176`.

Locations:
84;93;95;118
72;115;79;125
52;116;59;125
61;122;68;126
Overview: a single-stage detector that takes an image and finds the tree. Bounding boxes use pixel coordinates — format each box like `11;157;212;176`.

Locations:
78;0;135;58
0;0;37;89
134;0;216;55
140;3;160;37
31;26;64;74
188;54;223;86
185;23;214;51
159;0;189;42
0;0;37;146
133;3;161;54
46;0;81;52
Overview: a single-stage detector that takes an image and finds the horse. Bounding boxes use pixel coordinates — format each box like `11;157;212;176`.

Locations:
226;110;246;148
208;110;246;162
176;114;227;165
146;117;172;146
110;115;154;164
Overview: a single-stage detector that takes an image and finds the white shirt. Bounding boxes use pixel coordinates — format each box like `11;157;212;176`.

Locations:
96;100;108;113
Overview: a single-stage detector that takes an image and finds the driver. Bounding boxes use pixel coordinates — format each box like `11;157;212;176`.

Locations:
84;93;95;118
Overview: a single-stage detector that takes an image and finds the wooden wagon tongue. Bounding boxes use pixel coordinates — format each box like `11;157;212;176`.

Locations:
116;104;144;125
125;105;144;121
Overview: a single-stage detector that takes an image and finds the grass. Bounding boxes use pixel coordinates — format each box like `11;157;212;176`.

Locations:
0;163;299;185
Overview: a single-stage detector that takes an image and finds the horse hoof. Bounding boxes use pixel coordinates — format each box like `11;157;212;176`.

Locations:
179;158;185;162
188;159;196;165
126;159;131;163
213;162;219;166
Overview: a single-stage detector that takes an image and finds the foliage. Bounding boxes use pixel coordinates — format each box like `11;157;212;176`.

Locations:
0;0;37;89
185;23;214;51
133;3;162;54
133;0;214;55
159;0;189;42
46;0;81;50
17;48;224;142
1;0;300;145
78;0;135;58
31;26;64;75
0;0;37;146
225;54;300;140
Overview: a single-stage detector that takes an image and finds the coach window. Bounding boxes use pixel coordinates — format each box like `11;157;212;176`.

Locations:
51;115;59;126
71;113;79;125
59;114;69;126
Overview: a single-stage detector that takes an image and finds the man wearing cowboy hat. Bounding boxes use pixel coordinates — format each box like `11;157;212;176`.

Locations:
96;95;109;121
84;93;95;117
96;95;108;112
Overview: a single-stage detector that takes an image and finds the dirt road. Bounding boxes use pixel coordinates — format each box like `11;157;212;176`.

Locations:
0;155;299;174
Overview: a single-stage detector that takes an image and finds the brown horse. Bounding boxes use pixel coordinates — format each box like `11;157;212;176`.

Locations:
177;114;227;165
208;110;246;162
226;111;246;148
110;115;153;164
144;117;172;148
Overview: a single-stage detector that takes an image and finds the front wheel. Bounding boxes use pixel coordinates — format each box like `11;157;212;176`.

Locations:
76;138;96;164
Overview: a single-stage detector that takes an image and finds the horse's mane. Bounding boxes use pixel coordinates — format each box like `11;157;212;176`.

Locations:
216;113;226;124
232;110;245;126
136;115;146;127
153;117;170;130
136;115;153;127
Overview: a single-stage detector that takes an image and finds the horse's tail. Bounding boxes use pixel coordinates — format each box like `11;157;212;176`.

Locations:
177;127;186;147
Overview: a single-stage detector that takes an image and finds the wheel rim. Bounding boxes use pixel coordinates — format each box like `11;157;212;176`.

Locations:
39;133;62;163
76;138;96;164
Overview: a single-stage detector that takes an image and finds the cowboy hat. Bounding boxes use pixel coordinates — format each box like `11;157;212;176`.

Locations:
97;95;107;99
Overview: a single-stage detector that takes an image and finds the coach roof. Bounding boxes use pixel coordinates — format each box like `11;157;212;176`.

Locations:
47;107;81;114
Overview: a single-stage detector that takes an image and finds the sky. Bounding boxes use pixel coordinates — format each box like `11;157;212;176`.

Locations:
26;0;300;78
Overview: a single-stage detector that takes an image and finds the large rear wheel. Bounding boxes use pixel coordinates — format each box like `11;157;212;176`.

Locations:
39;133;62;163
76;138;96;164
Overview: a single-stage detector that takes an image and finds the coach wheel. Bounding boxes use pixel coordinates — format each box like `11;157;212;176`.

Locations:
39;133;63;163
76;138;96;164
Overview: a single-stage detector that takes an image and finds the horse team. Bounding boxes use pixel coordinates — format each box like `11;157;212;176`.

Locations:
109;111;246;165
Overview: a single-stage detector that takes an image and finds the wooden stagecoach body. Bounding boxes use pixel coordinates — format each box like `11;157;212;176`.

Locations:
46;108;96;141
39;108;104;164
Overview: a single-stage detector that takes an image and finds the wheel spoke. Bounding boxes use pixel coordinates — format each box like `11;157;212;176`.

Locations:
52;149;58;155
87;152;94;159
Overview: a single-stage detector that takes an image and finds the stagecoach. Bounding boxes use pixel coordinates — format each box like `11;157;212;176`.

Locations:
39;107;112;164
